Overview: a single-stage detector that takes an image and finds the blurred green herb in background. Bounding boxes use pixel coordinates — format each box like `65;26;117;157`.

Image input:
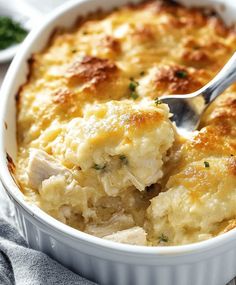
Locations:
0;16;28;50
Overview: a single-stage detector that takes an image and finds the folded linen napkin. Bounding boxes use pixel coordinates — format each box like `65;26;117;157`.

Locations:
0;188;96;285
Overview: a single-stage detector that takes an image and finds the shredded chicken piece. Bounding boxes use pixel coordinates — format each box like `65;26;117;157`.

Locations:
103;226;147;245
28;149;70;189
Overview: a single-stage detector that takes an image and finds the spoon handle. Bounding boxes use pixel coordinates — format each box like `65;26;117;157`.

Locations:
199;52;236;104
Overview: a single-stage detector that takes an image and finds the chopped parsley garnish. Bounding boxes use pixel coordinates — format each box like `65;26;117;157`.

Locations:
204;161;210;168
154;98;163;105
158;234;169;243
130;92;139;100
93;164;106;171
175;70;188;79
129;80;139;92
119;155;128;165
128;78;139;100
0;16;28;50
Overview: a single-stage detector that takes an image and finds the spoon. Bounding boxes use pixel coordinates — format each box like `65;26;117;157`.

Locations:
160;52;236;136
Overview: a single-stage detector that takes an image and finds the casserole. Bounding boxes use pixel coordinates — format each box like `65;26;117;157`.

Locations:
1;0;236;284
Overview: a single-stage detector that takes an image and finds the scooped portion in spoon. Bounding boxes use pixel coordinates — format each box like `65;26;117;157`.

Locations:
27;98;175;195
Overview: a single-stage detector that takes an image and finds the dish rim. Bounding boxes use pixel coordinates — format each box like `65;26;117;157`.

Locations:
1;0;236;257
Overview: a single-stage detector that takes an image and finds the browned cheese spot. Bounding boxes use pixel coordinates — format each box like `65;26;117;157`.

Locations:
6;153;15;174
65;56;118;88
154;65;202;94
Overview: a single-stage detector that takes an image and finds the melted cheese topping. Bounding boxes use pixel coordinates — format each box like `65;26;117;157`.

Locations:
16;0;236;245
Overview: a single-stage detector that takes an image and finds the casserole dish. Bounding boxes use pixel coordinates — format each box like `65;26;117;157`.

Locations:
1;0;236;284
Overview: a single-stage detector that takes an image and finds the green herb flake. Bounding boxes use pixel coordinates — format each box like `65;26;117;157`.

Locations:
129;80;139;92
154;98;163;105
130;91;139;100
93;164;106;171
0;16;28;50
175;70;188;79
204;161;210;168
128;78;140;100
119;155;128;165
158;234;169;243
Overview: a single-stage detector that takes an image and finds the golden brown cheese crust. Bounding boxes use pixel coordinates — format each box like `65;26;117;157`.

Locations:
65;56;118;87
153;65;202;95
16;0;236;245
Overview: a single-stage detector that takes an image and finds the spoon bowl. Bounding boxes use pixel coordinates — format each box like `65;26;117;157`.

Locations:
161;52;236;134
160;95;204;135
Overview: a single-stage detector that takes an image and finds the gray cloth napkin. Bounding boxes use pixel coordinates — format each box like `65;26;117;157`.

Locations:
0;188;96;285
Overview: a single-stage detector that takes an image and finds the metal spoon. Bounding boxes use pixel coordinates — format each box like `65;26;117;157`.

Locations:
160;52;236;136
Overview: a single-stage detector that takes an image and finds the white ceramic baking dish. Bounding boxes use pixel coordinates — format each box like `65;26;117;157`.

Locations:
1;0;236;284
